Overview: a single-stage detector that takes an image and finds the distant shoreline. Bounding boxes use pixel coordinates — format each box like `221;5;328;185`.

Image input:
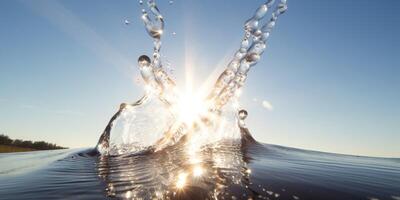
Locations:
0;144;37;153
0;145;69;153
0;134;67;153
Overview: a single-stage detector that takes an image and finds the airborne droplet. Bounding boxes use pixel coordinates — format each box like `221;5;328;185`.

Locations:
254;4;268;20
238;109;248;120
245;53;260;64
138;55;151;68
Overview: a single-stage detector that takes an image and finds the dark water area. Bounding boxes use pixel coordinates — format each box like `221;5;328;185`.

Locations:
0;142;399;200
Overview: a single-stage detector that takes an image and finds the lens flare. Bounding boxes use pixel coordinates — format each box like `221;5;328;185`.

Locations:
176;172;188;189
175;92;208;125
193;165;203;177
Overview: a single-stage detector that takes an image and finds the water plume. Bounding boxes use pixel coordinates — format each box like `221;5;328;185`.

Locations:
96;0;288;156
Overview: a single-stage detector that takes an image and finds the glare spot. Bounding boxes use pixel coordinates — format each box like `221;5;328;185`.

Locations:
189;156;201;164
262;100;273;111
125;191;132;198
144;84;155;94
176;92;207;125
232;100;240;109
108;183;114;191
246;168;252;174
193;166;203;177
176;172;188;189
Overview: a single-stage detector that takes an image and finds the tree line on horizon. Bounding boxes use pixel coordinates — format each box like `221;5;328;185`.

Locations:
0;134;67;150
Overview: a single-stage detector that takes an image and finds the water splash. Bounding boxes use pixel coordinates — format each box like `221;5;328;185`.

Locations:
97;142;254;199
96;0;288;155
209;0;288;110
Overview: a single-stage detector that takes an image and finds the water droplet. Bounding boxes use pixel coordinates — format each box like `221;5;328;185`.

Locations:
278;3;288;14
267;0;276;7
139;0;143;5
244;19;258;32
138;55;151;68
267;21;276;29
238;109;248;120
124;19;130;25
119;103;127;110
254;4;268;19
172;31;176;35
169;0;174;5
245;53;260;64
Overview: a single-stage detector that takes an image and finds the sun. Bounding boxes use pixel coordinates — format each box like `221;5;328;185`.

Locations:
175;91;208;126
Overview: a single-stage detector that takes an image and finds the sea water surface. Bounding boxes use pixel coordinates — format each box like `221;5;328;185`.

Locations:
0;139;399;200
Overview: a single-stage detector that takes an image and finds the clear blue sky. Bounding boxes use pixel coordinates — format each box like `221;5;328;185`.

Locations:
0;0;399;157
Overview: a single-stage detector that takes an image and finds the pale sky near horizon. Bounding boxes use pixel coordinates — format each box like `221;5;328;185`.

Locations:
0;0;399;157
